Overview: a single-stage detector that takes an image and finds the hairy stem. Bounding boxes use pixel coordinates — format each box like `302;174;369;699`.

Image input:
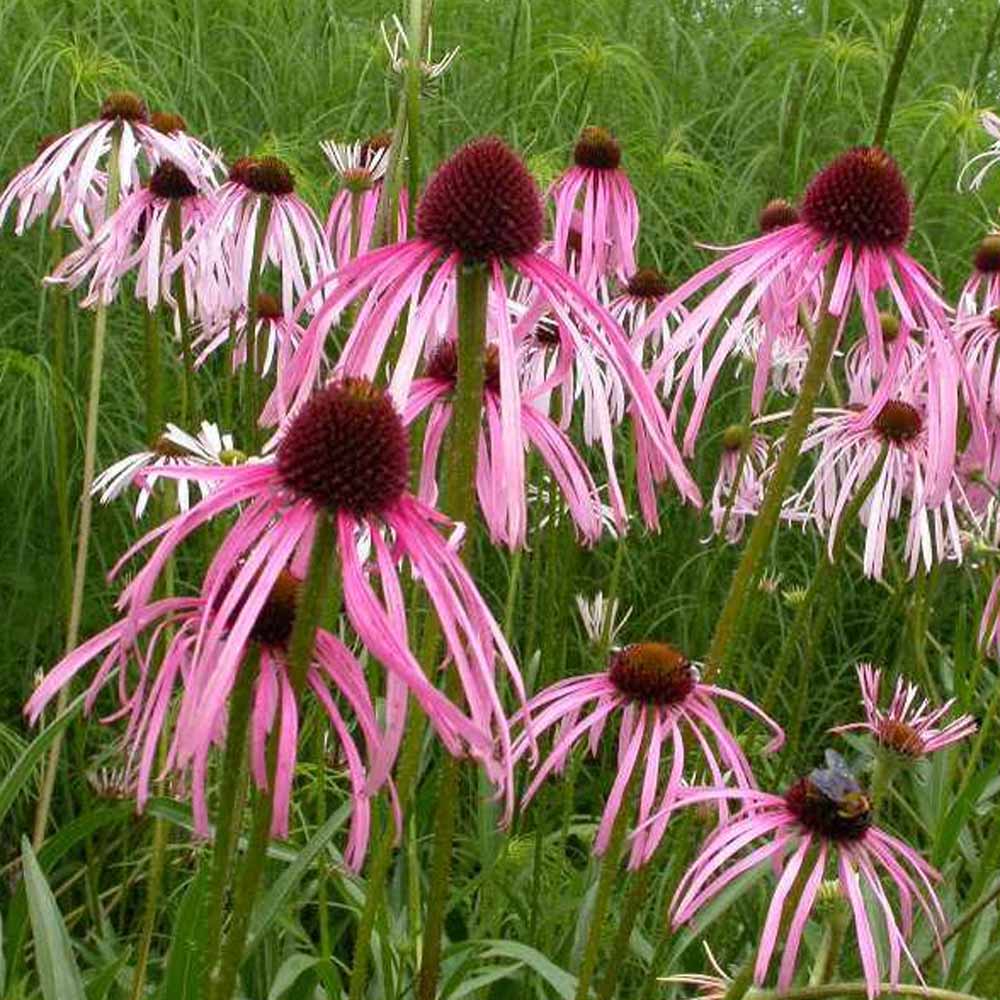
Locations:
417;261;489;1000
872;0;926;147
32;125;123;849
595;861;653;1000
242;195;273;451
168;200;197;423
706;260;838;680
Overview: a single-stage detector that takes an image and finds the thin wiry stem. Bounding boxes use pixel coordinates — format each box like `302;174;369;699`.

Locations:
32;124;123;849
872;0;926;147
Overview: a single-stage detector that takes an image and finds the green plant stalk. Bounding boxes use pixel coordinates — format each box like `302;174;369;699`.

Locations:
143;305;163;440
416;261;489;1000
573;758;645;1000
32;125;123;850
809;904;850;985
706;265;838;680
406;0;423;227
595;860;653;1000
972;1;1000;88
869;749;899;812
372;76;409;248
168;200;197;423
349;189;362;259
222;314;237;429
750;984;982;1000
48;227;73;630
872;0;926;147
314;724;331;960
202;654;258;989
242;196;273;450
211;515;336;1000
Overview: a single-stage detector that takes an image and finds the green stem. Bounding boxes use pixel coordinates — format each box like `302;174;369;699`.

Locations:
503;0;524;118
211;516;336;1000
809;903;849;985
417;261;489;1000
32;125;123;850
751;984;983;1000
706;261;839;680
144;305;163;441
168;200;196;423
349;190;362;259
595;861;653;1000
972;2;1000;89
869;748;898;812
871;0;926;148
574;729;648;1000
222;314;237;429
373;79;409;248
242;196;273;451
202;654;257;991
406;0;423;230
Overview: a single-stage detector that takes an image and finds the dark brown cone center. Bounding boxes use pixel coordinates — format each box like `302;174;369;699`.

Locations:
785;776;872;841
100;91;149;123
573;126;622;170
874;399;922;444
608;642;698;705
625;267;670;300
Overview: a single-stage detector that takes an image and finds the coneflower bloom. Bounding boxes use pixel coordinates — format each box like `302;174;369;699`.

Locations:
109;377;528;814
784;389;970;579
24;574;384;865
48;161;214;310
575;591;633;647
92;421;242;517
637;148;965;505
196;155;330;317
280;137;699;542
958;234;1000;316
958;110;1000;192
405;339;606;545
548;127;639;290
512;642;783;868
667;750;946;998
831;663;976;756
0;92;205;236
322;134;405;267
195;292;303;377
0;133;105;240
708;425;768;543
844;313;924;404
148;110;225;186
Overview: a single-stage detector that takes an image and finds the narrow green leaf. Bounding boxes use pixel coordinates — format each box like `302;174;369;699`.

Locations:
159;863;211;1000
244;801;352;955
0;692;85;828
478;940;577;1000
21;836;86;1000
266;953;321;1000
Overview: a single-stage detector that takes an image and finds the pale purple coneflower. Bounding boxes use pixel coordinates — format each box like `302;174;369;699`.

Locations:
47;160;215;310
843;313;924;405
380;13;459;84
278;137;700;545
321;133;407;267
637;149;968;506
107;376;530;817
548;127;639;290
831;663;976;756
782;386;971;579
92;420;242;518
666;749;946;998
958;110;1000;193
958;234;1000;316
194;155;331;318
24;576;384;865
147;110;225;187
0;92;206;238
404;338;606;546
708;425;769;544
575;591;633;648
511;641;783;868
194;292;303;377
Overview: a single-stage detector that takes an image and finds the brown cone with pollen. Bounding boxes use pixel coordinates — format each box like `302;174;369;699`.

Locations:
974;234;1000;273
424;341;501;394
625;267;670;300
256;292;282;321
149;161;198;200
759;198;799;234
416;137;544;261
151;111;188;134
801;147;911;248
100;91;149;123
276;378;409;518
874;399;922;444
573;126;622;170
609;642;699;705
250;570;301;647
246;156;295;196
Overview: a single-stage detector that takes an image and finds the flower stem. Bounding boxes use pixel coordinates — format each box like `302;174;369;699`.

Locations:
751;983;983;1000
211;515;336;1000
143;305;163;440
202;651;258;992
872;0;926;148
32;125;123;850
167;200;197;423
705;261;839;680
574;728;649;1000
809;903;849;985
405;0;423;230
242;195;273;451
416;260;489;1000
595;861;653;1000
